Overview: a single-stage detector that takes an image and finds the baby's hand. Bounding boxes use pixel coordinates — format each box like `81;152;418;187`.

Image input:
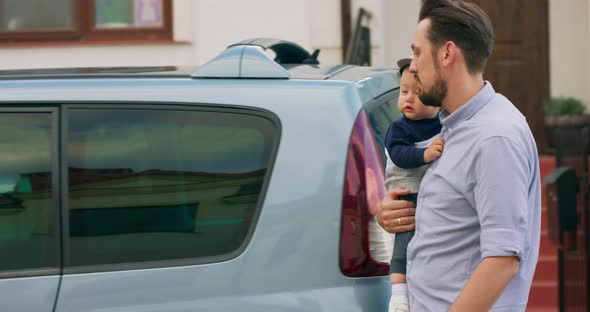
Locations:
424;137;444;163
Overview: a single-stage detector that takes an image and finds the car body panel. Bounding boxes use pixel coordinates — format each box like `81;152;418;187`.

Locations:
0;275;60;312
0;66;398;311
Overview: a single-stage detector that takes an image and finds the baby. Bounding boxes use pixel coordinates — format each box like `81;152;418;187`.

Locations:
384;57;443;312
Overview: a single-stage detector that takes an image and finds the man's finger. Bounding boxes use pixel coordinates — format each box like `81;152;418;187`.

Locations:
383;207;416;219
390;208;416;219
383;201;416;212
382;216;415;227
382;223;415;233
387;187;410;200
400;216;416;225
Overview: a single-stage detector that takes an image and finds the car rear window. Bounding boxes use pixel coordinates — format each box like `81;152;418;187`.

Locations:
65;107;278;267
364;90;401;165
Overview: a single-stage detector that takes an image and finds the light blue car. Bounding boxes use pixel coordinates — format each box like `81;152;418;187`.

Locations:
0;38;402;311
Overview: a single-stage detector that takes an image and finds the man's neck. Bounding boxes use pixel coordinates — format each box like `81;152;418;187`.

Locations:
442;73;485;113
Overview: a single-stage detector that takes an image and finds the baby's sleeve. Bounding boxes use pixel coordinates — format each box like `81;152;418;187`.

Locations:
385;121;427;169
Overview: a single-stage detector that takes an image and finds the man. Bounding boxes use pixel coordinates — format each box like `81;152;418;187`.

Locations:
376;0;541;311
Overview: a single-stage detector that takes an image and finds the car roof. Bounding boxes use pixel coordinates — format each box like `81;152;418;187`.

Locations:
0;63;385;82
0;38;396;81
0;39;400;103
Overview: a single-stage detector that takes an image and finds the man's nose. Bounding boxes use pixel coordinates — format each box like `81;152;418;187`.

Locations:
409;59;417;73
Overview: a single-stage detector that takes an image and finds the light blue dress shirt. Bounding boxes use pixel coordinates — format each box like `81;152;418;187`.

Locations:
406;82;541;311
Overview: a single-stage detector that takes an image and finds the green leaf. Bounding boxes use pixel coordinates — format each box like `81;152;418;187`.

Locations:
545;97;586;115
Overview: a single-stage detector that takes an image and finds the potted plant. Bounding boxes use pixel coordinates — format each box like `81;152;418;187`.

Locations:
544;96;590;153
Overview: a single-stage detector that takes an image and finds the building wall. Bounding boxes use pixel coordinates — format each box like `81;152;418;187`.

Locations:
549;0;590;109
0;0;422;71
389;1;421;68
1;0;580;112
0;0;344;70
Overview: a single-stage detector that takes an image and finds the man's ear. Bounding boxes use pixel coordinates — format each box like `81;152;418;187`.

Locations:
441;41;457;67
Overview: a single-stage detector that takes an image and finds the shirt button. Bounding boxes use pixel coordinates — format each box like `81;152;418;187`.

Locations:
428;168;433;171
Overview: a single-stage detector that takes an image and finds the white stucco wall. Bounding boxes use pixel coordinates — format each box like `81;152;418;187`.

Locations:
191;0;312;64
389;1;420;67
310;0;343;65
0;0;344;70
549;0;590;109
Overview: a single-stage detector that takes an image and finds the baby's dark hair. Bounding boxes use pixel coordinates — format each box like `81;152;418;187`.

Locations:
399;64;410;76
397;58;412;76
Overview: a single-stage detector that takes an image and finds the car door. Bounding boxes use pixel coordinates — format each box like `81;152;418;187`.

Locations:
0;107;61;312
54;104;279;311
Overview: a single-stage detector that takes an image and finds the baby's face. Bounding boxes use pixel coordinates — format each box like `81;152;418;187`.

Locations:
397;70;439;120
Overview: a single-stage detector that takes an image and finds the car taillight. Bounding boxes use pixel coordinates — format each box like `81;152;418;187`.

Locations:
340;109;393;277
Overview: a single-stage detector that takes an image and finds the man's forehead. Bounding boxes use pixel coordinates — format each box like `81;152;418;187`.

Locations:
411;20;431;51
417;18;431;33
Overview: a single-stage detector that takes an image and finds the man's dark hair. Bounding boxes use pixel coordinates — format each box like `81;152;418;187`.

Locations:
419;0;494;74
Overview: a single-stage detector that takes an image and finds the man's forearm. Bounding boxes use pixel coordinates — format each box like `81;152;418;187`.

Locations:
449;256;519;312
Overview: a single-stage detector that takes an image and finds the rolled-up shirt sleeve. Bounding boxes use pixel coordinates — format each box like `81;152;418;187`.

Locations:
474;136;530;260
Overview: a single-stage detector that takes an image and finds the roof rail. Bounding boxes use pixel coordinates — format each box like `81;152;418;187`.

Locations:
191;38;319;79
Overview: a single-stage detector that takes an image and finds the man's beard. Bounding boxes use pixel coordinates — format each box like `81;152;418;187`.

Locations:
418;74;447;108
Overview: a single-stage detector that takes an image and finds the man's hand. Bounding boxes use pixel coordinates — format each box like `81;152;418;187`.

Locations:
377;188;416;233
424;137;444;163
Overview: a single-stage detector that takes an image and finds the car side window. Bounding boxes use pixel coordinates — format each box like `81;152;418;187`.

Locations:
65;107;277;268
364;90;401;165
0;112;58;272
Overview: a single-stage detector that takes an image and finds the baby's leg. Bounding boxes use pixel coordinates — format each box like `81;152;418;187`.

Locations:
390;230;414;278
390;193;417;277
388;193;417;312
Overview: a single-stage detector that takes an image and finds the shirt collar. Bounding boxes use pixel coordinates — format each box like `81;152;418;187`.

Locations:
439;81;495;130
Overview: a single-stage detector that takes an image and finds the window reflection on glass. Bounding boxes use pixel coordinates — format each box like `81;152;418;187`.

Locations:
365;90;401;165
94;0;163;29
0;0;73;31
0;113;56;271
67;108;276;266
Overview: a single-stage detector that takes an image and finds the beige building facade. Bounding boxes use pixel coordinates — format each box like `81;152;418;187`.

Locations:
549;0;590;109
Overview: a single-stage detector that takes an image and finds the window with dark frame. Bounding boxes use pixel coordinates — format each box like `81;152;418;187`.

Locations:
66;107;277;267
0;112;58;272
364;90;401;166
0;0;172;43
